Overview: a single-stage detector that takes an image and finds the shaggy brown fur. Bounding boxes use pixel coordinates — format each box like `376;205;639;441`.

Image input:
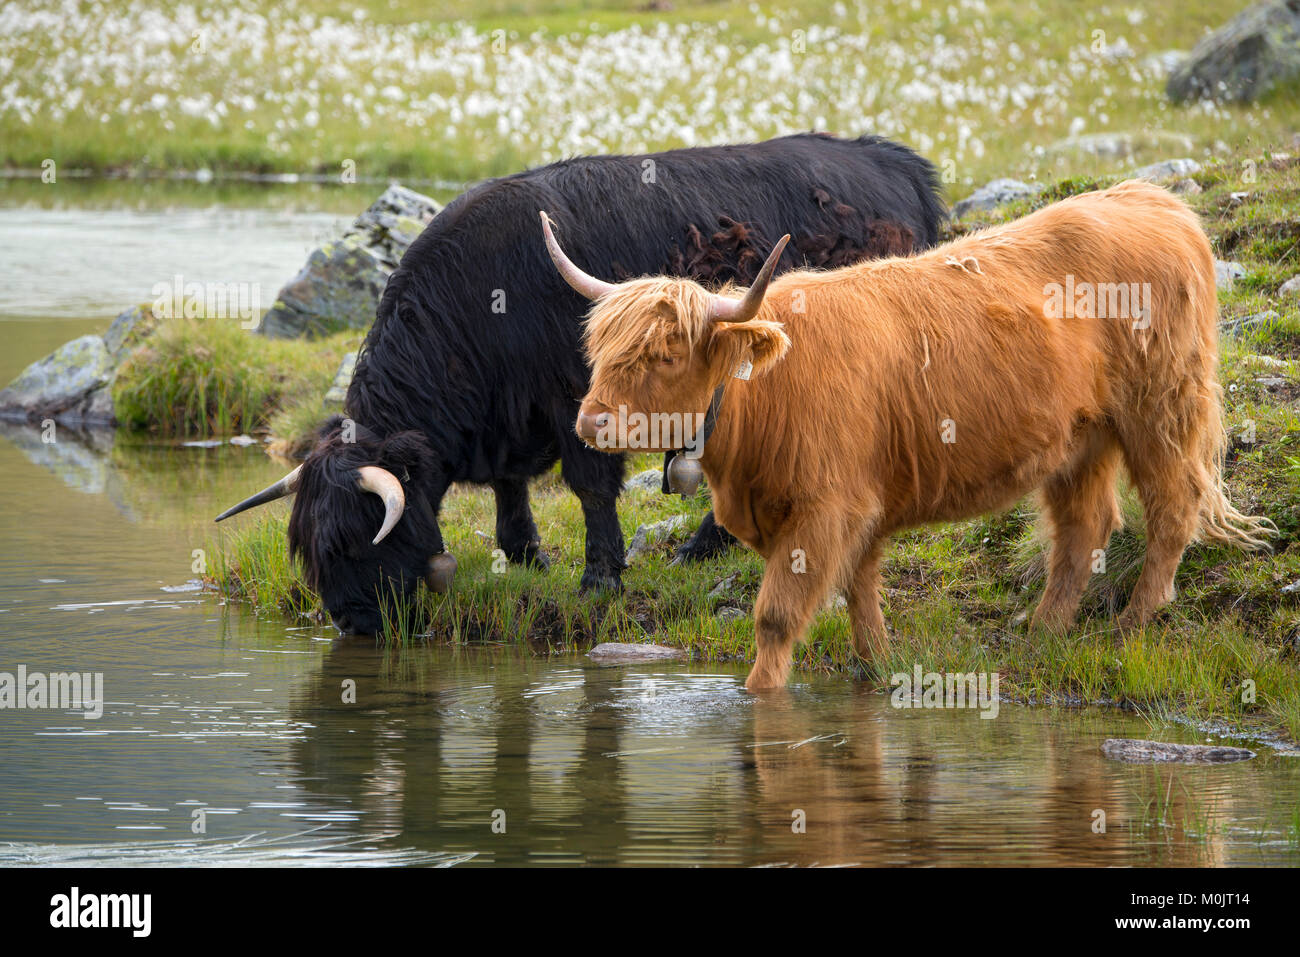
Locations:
573;180;1274;691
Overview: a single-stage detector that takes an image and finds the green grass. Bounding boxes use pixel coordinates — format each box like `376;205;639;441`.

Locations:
2;0;1294;192
112;316;360;437
206;145;1300;744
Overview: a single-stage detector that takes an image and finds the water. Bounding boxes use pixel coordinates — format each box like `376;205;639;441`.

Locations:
1;192;1297;867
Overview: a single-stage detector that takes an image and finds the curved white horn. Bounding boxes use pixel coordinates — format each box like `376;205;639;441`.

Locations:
357;465;406;545
540;211;617;302
710;234;791;323
214;466;302;522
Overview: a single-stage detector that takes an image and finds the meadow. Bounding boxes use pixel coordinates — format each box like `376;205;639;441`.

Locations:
1;0;1295;193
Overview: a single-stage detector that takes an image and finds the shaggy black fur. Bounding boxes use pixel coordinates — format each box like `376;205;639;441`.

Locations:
288;132;947;633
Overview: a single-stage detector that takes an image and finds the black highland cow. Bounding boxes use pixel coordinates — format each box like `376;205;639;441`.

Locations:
216;132;947;635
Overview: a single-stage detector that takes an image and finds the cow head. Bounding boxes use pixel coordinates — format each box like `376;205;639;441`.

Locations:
215;416;456;635
539;211;790;454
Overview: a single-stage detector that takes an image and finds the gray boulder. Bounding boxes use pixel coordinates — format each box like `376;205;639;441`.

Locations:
623;468;663;493
0;335;114;426
951;179;1042;219
1167;0;1300;103
624;514;689;563
1215;260;1246;289
1130;158;1202;180
259;184;441;338
1101;738;1255;764
1279;274;1300;297
322;350;358;407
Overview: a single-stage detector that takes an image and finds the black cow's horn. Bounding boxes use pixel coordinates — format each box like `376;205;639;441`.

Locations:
214;466;302;522
710;234;790;323
357;465;405;545
539;211;617;302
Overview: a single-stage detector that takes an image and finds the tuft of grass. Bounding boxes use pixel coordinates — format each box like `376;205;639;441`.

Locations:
113;317;358;437
207;515;320;619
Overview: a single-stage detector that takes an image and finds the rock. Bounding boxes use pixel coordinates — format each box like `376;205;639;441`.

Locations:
348;184;442;270
1142;50;1187;75
1221;309;1280;335
951;179;1042;218
0;335;115;426
587;642;686;663
708;573;739;598
259;185;441;338
1256;376;1291;389
1101;738;1255;764
1242;353;1290;370
1215;260;1246;289
624;514;689;563
102;304;158;362
229;434;257;446
1167;0;1300;104
1047;131;1194;164
1130;158;1202;181
623;468;663;493
1169;178;1203;194
1281;579;1300;594
715;606;747;623
1279;275;1300;298
322;350;358;407
258;238;392;338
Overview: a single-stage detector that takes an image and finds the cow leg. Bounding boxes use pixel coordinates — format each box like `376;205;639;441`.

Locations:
847;537;889;662
558;439;626;593
492;478;549;569
671;510;739;564
746;512;848;691
1030;433;1122;633
1116;448;1200;628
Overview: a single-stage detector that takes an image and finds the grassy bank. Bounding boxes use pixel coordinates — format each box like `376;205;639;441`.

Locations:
113;316;359;437
206;148;1300;743
2;0;1294;191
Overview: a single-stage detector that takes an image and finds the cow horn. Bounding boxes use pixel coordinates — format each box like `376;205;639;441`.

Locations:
710;234;791;323
357;465;405;545
539;211;617;302
214;466;302;522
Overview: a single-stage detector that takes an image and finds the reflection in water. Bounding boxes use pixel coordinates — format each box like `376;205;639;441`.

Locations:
0;366;1297;866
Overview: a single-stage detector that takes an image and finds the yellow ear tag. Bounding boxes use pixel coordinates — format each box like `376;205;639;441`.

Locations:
733;357;752;380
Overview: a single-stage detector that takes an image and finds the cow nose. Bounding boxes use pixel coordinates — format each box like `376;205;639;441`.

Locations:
576;410;610;441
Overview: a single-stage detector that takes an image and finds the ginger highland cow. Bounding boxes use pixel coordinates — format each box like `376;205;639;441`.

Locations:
541;181;1273;690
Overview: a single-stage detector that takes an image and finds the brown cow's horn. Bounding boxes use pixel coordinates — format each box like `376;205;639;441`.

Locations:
710;234;791;323
357;465;405;545
540;211;617;302
214;465;302;522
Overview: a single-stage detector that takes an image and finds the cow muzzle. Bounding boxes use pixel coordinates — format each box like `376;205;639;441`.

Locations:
426;552;457;593
575;408;613;444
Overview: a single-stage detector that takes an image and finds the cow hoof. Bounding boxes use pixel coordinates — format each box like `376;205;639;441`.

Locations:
579;570;623;595
510;544;550;571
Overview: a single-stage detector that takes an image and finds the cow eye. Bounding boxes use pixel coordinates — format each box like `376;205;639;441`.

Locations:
660;355;677;366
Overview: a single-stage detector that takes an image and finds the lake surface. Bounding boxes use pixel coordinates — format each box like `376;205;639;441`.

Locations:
1;190;1297;867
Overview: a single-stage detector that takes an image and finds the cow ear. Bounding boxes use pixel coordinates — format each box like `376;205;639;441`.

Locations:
710;319;790;376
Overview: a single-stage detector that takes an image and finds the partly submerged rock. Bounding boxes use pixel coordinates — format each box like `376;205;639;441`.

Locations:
259;184;441;338
0;334;114;426
1101;738;1256;764
587;642;687;663
951;179;1042;218
1167;0;1300;104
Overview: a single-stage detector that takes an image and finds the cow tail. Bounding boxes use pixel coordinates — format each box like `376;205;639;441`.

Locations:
1195;381;1276;551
